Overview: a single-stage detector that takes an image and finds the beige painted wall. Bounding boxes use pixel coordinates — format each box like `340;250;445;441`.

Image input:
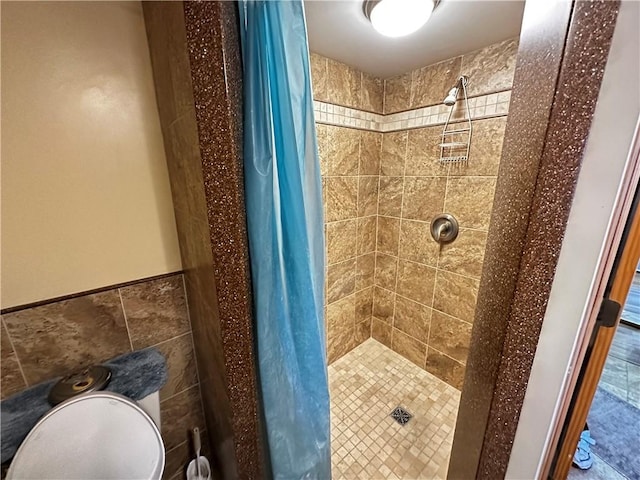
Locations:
1;2;181;308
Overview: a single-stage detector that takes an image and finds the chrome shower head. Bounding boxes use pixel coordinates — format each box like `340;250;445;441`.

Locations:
443;87;458;106
443;76;469;106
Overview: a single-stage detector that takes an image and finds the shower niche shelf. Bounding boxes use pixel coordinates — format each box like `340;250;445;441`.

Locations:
439;75;472;164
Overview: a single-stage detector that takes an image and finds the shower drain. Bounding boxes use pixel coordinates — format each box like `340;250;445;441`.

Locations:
390;406;412;426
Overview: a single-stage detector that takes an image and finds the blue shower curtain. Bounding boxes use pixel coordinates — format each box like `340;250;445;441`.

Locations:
238;1;331;479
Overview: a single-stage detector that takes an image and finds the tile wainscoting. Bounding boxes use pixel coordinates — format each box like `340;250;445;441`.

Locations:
0;273;204;480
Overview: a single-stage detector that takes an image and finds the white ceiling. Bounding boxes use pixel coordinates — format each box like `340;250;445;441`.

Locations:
304;0;525;78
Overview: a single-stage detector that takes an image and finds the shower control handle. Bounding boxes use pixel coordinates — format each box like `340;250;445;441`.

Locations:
430;213;459;244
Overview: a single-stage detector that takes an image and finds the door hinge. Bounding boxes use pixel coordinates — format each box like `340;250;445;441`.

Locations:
595;298;621;328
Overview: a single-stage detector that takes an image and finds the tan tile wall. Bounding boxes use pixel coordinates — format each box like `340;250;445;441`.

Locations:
384;38;519;113
311;53;384;114
372;117;506;390
312;38;518;389
0;273;205;479
318;124;382;363
312;53;384;364
374;39;517;389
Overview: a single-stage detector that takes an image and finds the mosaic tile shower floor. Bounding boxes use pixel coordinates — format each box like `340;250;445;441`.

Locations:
328;339;461;479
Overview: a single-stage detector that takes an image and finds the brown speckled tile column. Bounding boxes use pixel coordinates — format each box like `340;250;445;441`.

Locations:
448;1;620;479
143;2;263;479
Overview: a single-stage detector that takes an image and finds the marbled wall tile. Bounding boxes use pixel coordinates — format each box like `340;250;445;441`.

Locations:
372;317;392;347
156;333;198;401
396;259;436;306
162;434;189;480
163;439;191;480
444;177;497;230
327;258;357;303
391;328;427;368
355;287;374;324
360;131;382;175
160;385;206;451
1;320;26;398
406;126;449;176
380;131;408;176
438;229;488;278
120;276;190;348
433;270;479;324
327;58;361;108
398;220;439;267
357;216;377;254
402;177;447;222
326;125;359;175
376;216;401;256
394;295;431;343
429;311;472;364
328;327;356;364
373;287;395;324
356;253;376;291
374;253;398;291
327;219;358;265
425;348;465;390
358;176;379;217
3;291;131;384
310;52;328;102
362;72;384;113
384;72;412;113
325;176;358;222
355;316;372;344
316;124;328;176
378;177;404;217
411;57;462;108
461;37;519;97
327;294;356;339
449;117;506;177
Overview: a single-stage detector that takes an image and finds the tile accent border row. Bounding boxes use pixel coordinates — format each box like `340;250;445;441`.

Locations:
314;90;512;133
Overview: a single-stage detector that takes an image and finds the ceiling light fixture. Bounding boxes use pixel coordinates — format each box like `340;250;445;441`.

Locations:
363;0;438;38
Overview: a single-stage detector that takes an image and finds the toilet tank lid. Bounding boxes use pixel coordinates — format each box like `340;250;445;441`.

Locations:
7;392;165;480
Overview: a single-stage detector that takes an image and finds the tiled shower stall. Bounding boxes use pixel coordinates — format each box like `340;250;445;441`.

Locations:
314;37;518;386
314;38;518;477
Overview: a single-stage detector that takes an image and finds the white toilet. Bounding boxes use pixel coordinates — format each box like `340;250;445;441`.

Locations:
6;391;165;480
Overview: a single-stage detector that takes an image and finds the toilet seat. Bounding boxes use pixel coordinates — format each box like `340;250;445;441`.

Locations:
7;391;164;480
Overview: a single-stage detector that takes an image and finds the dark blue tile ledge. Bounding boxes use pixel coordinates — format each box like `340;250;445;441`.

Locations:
0;348;167;464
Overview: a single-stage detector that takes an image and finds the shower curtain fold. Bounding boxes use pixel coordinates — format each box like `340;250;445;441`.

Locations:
238;1;331;479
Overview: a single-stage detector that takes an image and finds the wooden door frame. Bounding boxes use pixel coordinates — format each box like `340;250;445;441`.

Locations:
544;119;640;479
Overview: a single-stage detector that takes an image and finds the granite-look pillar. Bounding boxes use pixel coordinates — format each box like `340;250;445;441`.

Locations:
143;2;263;479
448;1;620;479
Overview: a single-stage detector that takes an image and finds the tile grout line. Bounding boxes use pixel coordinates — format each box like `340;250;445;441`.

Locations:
179;274;207;435
149;330;192;349
118;289;135;352
389;131;410;350
1;317;30;388
427;153;453;368
159;382;201;405
354;128;362;332
371;128;384;340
